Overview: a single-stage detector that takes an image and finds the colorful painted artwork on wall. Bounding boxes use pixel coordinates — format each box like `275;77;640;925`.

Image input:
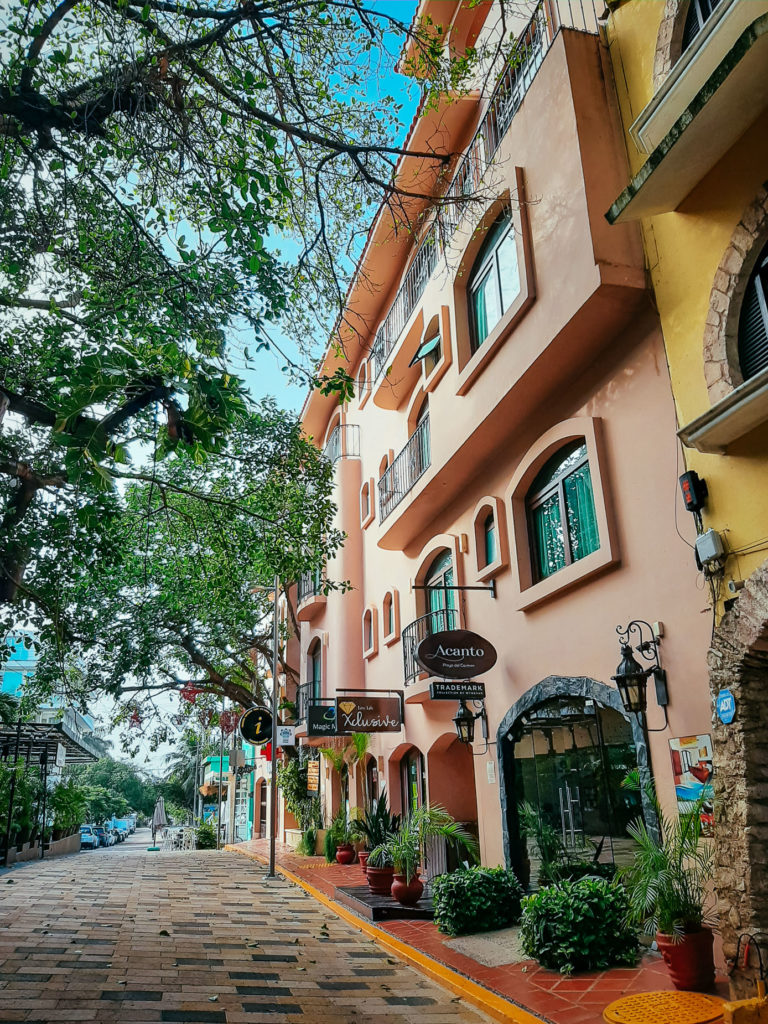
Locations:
668;734;714;836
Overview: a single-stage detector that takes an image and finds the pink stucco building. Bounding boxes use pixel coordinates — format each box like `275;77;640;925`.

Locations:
279;0;715;876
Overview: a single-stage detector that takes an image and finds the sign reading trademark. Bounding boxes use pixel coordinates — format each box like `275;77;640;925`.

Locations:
335;696;402;733
429;680;486;701
416;629;497;679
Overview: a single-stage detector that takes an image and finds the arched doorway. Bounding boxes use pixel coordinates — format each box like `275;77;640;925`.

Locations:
390;744;426;817
498;676;648;881
426;733;478;878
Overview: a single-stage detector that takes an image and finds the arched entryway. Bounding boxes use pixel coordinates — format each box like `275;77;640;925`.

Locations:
426;733;479;877
497;676;648;881
389;744;426;817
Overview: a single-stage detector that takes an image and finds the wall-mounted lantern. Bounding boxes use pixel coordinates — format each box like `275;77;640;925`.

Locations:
611;619;669;722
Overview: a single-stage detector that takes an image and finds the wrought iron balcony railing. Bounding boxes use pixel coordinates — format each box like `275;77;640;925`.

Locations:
322;423;361;465
297;569;324;605
368;0;599;384
295;683;318;723
402;606;460;685
377;415;430;523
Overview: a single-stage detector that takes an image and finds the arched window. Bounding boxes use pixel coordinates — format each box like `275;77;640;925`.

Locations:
483;513;496;567
383;593;393;637
361;481;370;521
526;441;599;582
357;361;368;402
425;549;457;633
309;641;322;702
738;241;768;382
469;212;520;352
400;748;426;816
679;0;721;60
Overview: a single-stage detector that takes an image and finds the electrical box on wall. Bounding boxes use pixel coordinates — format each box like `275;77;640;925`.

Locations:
679;471;708;512
695;528;726;566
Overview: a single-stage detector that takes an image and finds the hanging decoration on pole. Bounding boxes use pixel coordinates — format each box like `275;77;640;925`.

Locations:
219;709;239;736
180;683;202;703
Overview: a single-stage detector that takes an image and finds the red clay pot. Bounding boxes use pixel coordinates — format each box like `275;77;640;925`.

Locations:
391;872;423;907
656;928;715;991
335;843;355;865
367;865;395;896
358;851;370;874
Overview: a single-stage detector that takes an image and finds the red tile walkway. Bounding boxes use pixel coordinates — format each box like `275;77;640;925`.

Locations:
229;839;729;1024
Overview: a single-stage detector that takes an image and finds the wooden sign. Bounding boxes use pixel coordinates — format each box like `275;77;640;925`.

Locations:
429;680;486;701
336;696;402;733
306;759;320;793
238;706;272;745
416;630;497;679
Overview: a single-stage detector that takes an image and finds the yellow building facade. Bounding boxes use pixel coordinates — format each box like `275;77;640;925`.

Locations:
604;0;768;995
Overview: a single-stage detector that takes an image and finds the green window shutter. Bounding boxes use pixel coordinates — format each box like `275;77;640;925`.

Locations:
738;269;768;381
484;515;496;566
532;493;565;580
564;462;599;562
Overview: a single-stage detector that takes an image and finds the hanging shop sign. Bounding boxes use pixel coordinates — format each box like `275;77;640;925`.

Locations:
429;680;486;701
416;629;497;679
307;704;338;737
238;706;272;745
306;759;320;793
716;689;736;725
336;696;402;733
276;724;296;747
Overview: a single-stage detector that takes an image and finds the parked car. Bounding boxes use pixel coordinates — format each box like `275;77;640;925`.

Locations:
111;828;125;844
92;826;111;848
79;825;98;851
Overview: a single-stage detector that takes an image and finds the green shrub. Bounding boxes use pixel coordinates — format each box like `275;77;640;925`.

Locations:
195;822;217;850
296;828;317;856
323;828;338;863
520;878;638;975
539;859;617;886
432;866;523;937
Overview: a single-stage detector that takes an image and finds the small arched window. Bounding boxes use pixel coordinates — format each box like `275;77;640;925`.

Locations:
738;242;768;382
383;593;394;637
425;549;457;632
357;361;368;401
483;513;496;567
361;482;370;520
679;0;721;60
526;441;599;582
469;212;520;352
308;641;322;701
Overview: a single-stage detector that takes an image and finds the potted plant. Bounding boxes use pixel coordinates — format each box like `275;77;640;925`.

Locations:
370;804;479;907
351;791;401;877
365;844;396;895
620;773;715;991
326;810;355;864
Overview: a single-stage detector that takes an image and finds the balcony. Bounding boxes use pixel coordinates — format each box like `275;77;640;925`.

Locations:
322;423;360;464
402;607;460;686
295;683;317;724
297;569;326;622
378;415;431;523
368;0;598;397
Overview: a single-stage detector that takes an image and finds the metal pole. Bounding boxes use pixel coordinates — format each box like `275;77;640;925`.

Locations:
267;573;280;878
39;748;48;860
217;699;225;850
2;716;22;867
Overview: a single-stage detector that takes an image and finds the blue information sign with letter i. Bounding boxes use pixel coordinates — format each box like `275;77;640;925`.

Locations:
716;688;736;725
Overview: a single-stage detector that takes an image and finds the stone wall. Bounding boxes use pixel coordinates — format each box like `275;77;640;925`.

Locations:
709;558;768;997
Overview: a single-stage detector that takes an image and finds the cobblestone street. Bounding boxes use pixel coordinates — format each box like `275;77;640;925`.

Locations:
0;841;493;1024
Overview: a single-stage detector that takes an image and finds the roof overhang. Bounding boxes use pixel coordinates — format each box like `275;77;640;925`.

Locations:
678;366;768;453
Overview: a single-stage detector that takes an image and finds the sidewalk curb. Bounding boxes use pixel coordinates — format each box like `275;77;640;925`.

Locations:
225;844;545;1024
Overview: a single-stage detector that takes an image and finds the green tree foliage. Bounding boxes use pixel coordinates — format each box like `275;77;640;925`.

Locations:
68;756;157;817
0;0;495;624
49;777;88;838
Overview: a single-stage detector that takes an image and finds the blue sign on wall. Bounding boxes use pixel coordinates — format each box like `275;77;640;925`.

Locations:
716;688;736;725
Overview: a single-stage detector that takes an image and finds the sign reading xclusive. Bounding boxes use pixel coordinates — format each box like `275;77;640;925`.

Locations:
416;630;497;679
430;681;486;701
336;696;402;733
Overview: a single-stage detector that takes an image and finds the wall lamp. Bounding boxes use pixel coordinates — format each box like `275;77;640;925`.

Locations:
453;700;488;745
611;620;669;726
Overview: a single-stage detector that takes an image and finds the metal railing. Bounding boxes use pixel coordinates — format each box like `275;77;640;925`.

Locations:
368;0;600;383
322;423;361;465
295;683;318;723
377;415;430;523
297;569;324;604
401;606;460;685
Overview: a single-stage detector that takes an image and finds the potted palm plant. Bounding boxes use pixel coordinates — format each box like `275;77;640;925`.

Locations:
620;773;715;991
370;804;479;907
351;790;401;877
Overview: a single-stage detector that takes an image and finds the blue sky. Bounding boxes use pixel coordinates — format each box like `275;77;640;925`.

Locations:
241;0;420;414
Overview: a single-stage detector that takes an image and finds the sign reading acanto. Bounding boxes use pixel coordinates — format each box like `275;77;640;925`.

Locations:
416;629;497;680
336;696;402;733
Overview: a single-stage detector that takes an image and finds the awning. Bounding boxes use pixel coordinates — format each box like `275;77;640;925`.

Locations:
0;713;101;765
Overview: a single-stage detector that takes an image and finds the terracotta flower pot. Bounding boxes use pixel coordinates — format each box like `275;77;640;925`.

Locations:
656;928;715;991
367;865;395;896
391;872;423;907
358;851;370;874
335;843;355;865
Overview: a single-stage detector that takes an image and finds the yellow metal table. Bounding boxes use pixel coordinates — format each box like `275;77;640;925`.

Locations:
603;991;725;1024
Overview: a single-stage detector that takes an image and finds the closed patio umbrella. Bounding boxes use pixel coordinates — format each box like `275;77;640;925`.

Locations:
151;796;168;846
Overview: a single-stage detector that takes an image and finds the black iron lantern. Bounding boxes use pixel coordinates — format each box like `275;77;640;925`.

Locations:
453;700;476;744
611;643;649;714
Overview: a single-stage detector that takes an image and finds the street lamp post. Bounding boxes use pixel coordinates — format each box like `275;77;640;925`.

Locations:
267;573;280;878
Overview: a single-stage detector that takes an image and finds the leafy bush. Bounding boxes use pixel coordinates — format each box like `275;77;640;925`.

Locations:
277;757;321;832
296;828;317;856
433;866;523;937
540;859;617;886
195;822;217;850
323;828;337;863
520;878;638;975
